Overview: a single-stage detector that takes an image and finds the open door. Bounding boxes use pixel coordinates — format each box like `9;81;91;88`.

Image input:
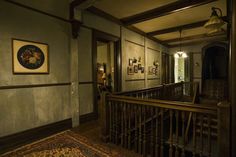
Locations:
92;30;121;120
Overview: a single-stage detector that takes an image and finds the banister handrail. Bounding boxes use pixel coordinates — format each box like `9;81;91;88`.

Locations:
107;95;217;115
114;82;184;95
102;82;229;157
114;84;163;95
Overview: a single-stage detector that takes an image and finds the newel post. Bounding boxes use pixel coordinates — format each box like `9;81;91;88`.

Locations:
101;92;110;142
217;101;230;157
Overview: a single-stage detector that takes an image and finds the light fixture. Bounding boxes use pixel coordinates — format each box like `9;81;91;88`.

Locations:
174;29;187;59
204;7;225;34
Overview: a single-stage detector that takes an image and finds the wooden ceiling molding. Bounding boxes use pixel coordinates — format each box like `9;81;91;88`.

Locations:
147;16;228;36
168;35;227;48
121;0;217;26
71;0;86;7
163;32;227;43
87;6;123;25
86;6;169;47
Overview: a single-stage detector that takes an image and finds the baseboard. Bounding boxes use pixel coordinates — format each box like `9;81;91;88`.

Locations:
80;112;98;123
0;118;72;154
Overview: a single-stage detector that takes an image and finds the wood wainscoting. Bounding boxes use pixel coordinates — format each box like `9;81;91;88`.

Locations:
0;118;72;154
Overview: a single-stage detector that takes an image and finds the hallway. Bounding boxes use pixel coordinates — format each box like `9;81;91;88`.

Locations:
72;120;142;157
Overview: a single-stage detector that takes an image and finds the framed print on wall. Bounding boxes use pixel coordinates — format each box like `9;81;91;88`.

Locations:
12;39;49;74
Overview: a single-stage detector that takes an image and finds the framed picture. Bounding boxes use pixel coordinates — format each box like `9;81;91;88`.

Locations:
141;66;145;73
138;64;142;70
152;68;156;75
128;59;133;66
134;65;138;73
127;66;134;75
148;66;153;75
12;39;49;74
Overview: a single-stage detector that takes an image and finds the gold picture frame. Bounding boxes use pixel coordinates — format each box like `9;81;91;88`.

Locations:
127;66;134;75
12;39;49;74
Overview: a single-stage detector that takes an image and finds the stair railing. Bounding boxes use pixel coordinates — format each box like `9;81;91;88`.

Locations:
101;82;230;157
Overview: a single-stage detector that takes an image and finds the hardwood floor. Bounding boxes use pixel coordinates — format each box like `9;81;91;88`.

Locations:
72;120;142;157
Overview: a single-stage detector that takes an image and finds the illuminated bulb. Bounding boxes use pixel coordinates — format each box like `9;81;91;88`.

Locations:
174;53;180;58
182;53;187;58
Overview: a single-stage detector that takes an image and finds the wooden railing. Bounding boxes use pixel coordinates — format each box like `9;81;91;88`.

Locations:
101;82;229;157
115;82;199;103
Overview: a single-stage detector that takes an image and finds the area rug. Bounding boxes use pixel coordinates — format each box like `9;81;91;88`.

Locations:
1;130;121;157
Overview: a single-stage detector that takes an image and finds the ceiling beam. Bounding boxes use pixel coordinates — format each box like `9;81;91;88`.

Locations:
168;36;227;48
121;0;216;25
163;32;227;43
87;6;122;25
86;7;169;47
71;0;90;7
147;16;228;36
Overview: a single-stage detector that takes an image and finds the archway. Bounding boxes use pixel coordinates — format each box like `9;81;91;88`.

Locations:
201;42;228;101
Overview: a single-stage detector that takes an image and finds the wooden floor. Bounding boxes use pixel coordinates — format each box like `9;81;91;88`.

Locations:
72;120;142;157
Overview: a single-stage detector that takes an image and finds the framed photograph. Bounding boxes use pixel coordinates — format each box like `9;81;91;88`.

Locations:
127;66;134;75
152;68;156;75
138;64;142;70
148;66;153;75
12;39;49;74
134;65;138;73
141;66;145;73
128;59;133;66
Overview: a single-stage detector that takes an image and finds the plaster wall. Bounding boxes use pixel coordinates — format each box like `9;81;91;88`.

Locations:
77;11;121;115
0;0;72;137
121;28;164;91
77;27;93;116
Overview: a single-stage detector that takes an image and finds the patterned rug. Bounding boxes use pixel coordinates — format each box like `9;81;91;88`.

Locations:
1;131;121;157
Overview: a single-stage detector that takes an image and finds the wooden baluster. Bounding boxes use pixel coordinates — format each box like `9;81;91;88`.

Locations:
115;101;118;144
121;102;124;147
192;113;197;157
207;115;211;157
199;114;204;157
118;102;121;144
109;101;113;142
155;108;160;157
128;104;131;149
181;111;185;157
150;107;154;157
139;105;142;154
160;108;164;157
143;106;147;156
124;102;127;148
135;105;139;152
169;110;173;157
175;111;179;157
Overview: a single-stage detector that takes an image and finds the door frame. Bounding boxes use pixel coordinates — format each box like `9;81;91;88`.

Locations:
92;30;121;119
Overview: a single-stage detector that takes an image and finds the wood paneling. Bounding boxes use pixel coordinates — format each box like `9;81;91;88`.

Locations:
0;119;72;154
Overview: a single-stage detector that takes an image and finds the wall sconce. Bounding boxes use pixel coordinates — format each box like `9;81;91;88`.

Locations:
204;7;226;34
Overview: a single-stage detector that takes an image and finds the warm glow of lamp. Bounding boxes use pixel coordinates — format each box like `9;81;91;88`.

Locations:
174;29;187;59
174;53;180;58
204;7;225;34
174;51;188;58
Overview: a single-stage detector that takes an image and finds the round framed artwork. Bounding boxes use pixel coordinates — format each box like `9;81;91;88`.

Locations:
17;45;45;69
12;39;49;74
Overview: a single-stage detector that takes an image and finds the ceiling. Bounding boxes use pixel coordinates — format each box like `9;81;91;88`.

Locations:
78;0;228;47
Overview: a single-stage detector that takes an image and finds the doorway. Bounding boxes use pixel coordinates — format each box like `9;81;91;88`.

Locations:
202;42;228;100
92;30;121;120
174;57;186;83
